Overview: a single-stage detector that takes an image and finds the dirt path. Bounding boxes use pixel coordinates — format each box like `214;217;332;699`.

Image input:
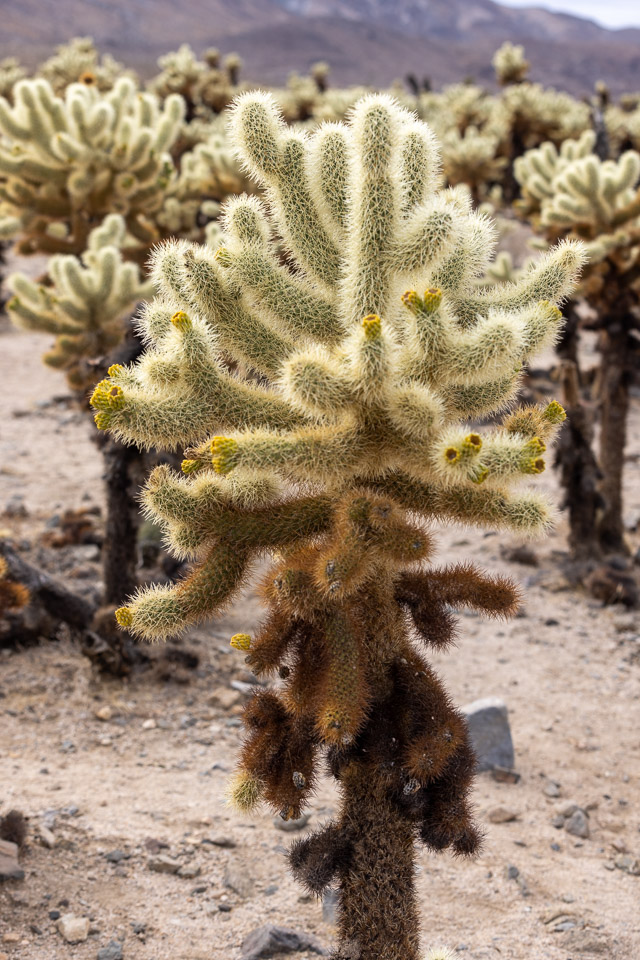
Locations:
1;323;639;960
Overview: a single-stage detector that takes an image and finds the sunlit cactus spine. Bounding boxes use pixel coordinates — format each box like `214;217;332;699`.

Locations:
516;137;640;557
94;92;583;957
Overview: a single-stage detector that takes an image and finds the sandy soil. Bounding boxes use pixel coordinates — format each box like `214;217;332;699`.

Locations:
1;319;639;960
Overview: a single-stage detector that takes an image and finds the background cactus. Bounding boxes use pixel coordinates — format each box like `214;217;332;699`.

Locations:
0;76;184;259
7;214;153;389
516;136;640;557
92;91;583;957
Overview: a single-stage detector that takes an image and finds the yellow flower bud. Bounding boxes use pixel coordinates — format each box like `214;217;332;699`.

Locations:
171;310;191;332
444;446;461;464
361;314;382;341
115;606;133;627
543;400;566;424
422;287;443;313
230;633;252;651
211;436;238;474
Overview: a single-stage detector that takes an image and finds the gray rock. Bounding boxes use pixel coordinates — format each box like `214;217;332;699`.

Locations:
462;697;514;772
614;854;640;876
97;941;124;960
177;863;201;878
240;925;329;959
0;839;24;881
147;855;181;874
203;834;236;848
272;813;311;833
224;864;254;898
565;809;590;839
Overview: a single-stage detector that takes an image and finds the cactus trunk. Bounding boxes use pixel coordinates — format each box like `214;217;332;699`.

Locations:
334;764;421;960
597;316;631;554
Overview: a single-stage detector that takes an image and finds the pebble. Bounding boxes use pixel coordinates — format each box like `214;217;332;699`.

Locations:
95;706;113;722
1;934;19;945
487;806;519;824
614;854;640;876
565;809;590;839
224;864;254;898
272;813;311;833
240;925;329;959
0;839;24;881
208;687;242;710
544;780;561;798
57;914;90;943
147;855;181;874
39;826;56;849
141;719;156;730
97;942;123;960
105;850;129;863
177;863;201;878
462;698;514;772
203;834;236;849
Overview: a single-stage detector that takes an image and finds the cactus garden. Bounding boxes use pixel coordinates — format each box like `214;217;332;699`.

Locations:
1;27;639;960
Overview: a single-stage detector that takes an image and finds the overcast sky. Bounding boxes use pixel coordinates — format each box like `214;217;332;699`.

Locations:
499;0;640;28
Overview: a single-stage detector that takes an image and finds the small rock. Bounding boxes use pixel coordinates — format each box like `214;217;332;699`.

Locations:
0;839;24;881
203;834;236;849
208;687;241;710
38;826;56;849
273;813;311;833
95;706;113;722
2;934;19;944
462;698;514;772
487;806;519;824
565;809;590;839
49;910;61;921
558;802;579;818
177;863;201;878
614;854;640;876
490;766;520;784
97;942;123;960
240;925;329;959
224;864;254;898
57;914;90;943
505;864;519;880
544;780;561;798
105;850;128;863
141;719;156;730
551;816;565;829
147;855;181;874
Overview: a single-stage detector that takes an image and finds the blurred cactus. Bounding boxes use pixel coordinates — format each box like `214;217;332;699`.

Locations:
39;37;132;95
95;92;582;956
0;76;184;258
7;215;152;390
516;136;640;557
149;44;242;118
0;57;27;101
493;42;530;87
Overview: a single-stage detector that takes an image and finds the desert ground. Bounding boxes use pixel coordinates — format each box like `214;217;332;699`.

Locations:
0;297;639;960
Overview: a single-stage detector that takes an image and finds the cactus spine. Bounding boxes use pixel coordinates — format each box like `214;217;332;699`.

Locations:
93;92;582;956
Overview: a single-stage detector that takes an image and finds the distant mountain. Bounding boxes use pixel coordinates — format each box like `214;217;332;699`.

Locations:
2;0;640;95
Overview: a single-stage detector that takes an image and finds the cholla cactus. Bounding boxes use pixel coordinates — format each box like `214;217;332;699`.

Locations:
39;37;131;95
492;42;530;87
516;138;640;556
150;45;242;118
0;57;27;101
441;126;507;203
94;93;583;957
0;77;184;258
7;214;152;390
514;130;597;218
